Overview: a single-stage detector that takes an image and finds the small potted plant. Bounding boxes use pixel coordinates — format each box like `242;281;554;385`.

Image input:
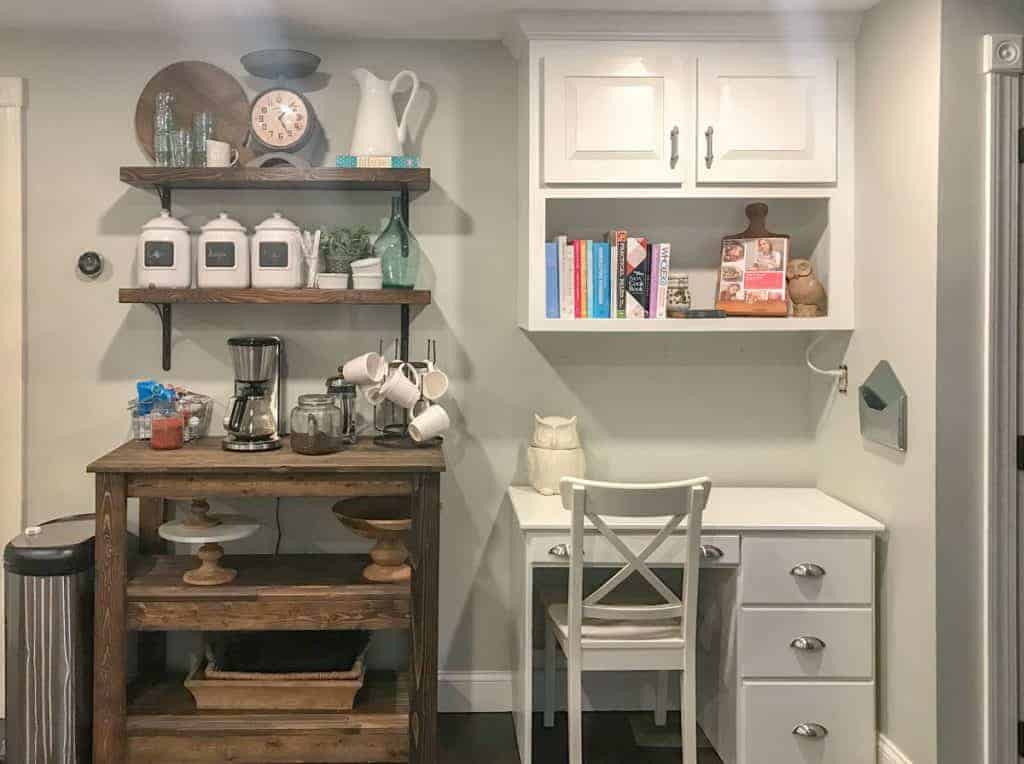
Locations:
318;226;372;289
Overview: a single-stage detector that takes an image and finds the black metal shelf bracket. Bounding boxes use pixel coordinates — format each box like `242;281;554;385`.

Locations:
157;185;171;212
148;303;172;371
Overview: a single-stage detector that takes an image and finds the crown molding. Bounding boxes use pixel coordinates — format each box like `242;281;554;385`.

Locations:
503;11;863;57
0;78;24;109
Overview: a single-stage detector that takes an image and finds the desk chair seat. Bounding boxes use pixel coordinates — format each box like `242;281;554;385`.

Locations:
541;476;710;764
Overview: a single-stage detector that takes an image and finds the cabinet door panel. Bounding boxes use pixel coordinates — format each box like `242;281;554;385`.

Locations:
543;46;686;184
698;54;837;184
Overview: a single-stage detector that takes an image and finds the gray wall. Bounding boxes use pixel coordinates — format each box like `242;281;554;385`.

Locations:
0;31;818;674
815;0;942;761
936;1;1024;761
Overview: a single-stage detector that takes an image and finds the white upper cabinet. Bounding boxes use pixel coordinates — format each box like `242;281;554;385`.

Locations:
697;54;838;184
542;45;687;185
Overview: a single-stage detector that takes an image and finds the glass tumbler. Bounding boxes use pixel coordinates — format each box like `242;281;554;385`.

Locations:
154;91;175;167
170;128;192;168
191;112;215;167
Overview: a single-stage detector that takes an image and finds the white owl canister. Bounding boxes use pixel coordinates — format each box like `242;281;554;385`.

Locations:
196;213;250;288
527;414;586;496
136;209;192;288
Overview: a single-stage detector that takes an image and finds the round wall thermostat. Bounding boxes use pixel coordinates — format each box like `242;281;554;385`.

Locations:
78;251;103;278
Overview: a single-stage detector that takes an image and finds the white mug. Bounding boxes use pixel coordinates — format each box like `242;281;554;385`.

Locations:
343;352;385;385
380;363;421;409
409;404;450;442
421;367;449;401
206;139;239;167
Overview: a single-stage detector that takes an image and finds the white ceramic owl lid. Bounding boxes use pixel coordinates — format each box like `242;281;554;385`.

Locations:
200;212;246;234
254;212;299;232
141;209;188;232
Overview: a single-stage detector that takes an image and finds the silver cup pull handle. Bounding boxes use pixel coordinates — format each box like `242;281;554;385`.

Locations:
700;544;724;561
670;126;680;168
704;126;714;169
790;562;826;578
792;723;828;739
548;543;570;559
790;636;826;652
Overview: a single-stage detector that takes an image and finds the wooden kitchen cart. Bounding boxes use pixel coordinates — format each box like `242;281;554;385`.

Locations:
87;437;444;763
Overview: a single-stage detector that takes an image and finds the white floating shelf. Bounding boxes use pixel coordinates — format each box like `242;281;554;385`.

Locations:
521;317;853;333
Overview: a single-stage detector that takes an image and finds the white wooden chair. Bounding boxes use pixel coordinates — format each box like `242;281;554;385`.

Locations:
542;475;711;764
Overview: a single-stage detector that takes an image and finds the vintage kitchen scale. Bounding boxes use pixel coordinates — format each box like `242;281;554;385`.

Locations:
240;49;324;169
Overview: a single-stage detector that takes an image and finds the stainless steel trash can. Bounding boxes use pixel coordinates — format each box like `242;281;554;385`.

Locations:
4;518;95;764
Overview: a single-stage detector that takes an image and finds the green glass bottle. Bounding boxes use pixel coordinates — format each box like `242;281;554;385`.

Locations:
374;196;422;289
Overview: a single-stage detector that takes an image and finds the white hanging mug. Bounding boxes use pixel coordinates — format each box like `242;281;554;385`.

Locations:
409;404;450;442
206;139;239;167
380;363;421;409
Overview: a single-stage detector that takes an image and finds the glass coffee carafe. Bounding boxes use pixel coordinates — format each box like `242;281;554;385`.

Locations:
226;393;277;442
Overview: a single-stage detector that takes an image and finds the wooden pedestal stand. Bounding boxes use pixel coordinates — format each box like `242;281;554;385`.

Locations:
158;500;261;586
333;497;412;583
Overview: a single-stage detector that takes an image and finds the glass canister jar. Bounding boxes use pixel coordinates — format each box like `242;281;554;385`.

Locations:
150;401;184;450
290;394;344;455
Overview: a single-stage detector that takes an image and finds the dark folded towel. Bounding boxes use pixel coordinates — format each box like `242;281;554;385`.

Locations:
210;631;370;674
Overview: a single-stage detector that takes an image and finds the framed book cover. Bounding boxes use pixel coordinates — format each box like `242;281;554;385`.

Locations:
715;203;789;317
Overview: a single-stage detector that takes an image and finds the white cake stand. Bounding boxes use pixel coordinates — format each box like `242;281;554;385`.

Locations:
158;500;261;586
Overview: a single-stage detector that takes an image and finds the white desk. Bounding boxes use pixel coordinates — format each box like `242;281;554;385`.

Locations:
509;486;884;764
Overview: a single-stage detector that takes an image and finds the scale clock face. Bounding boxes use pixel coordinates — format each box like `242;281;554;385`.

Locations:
250;88;314;152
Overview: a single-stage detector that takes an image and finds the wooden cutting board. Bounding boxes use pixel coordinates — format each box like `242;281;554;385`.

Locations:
134;61;254;163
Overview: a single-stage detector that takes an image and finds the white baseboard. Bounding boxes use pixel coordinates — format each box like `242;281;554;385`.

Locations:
438;666;680;713
878;734;912;764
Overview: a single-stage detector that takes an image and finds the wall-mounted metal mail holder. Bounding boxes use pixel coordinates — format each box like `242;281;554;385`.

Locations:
859;361;907;452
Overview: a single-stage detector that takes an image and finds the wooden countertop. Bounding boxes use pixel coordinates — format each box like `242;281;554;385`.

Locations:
88;436;445;474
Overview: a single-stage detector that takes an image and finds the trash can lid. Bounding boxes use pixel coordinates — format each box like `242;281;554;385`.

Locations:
4;518;95;576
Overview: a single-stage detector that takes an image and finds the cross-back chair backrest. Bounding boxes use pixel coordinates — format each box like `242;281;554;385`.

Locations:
559;477;711;643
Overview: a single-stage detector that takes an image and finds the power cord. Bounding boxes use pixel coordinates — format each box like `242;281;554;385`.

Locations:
805;335;849;394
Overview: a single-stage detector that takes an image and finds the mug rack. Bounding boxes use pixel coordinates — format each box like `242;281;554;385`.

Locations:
117;166;431;370
372;338;443;448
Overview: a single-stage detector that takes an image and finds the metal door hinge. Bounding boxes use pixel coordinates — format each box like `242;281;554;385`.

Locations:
1018;436;1024;470
1018;719;1024;756
1019;128;1024;163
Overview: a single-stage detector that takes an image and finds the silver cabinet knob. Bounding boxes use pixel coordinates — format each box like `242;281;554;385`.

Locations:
700;544;724;561
792;723;829;739
790;636;826;652
790;562;826;578
548;543;570;559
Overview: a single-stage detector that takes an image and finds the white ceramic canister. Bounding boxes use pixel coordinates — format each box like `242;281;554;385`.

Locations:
250;212;303;288
196;213;250;288
136;209;193;288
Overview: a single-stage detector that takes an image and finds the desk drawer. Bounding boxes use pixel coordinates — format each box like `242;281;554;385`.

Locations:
741;536;872;605
528;534;739;566
741;682;874;764
739;608;872;679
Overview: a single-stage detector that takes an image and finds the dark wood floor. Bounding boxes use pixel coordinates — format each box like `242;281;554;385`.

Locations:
440;712;723;763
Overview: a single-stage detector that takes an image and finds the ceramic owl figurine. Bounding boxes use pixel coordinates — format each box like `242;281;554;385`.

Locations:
527;414;586;496
786;258;828;317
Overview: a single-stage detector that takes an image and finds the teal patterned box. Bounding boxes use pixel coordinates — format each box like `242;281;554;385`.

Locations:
336;155;421;169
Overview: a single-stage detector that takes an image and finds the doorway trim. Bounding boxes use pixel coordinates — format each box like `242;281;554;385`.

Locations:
0;76;25;717
983;34;1022;764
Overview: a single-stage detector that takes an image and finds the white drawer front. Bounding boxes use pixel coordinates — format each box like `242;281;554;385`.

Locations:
742;682;874;764
741;535;872;605
528;533;739;566
739;608;873;679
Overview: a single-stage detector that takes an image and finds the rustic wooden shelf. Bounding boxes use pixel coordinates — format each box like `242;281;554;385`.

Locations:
127;554;410;632
127;671;409;763
119;287;431;306
120;165;430;192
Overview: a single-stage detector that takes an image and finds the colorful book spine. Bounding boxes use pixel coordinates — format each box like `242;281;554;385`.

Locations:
335;155;421;168
624;237;651;319
608;230;628;319
651;243;671;319
593;242;611;318
558;235;572;318
584;241;593;318
545;242;560;319
573;240;583;318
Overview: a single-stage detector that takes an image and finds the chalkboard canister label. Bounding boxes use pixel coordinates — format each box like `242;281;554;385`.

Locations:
144;240;174;268
259;242;289;268
205;241;236;268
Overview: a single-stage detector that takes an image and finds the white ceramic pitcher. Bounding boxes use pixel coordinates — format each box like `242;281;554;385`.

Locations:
349;68;420;156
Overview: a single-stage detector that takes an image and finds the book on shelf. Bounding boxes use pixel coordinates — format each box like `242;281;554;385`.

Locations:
573;240;583;318
593;241;611;318
557;235;572;318
545;242;560;319
335;155;421;169
584;241;594;318
650;243;671;319
608;229;628;319
624;237;651;319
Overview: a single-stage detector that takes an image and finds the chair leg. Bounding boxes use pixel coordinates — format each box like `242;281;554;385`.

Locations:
681;669;697;764
567;659;583;764
655;671;669;726
544;620;556;728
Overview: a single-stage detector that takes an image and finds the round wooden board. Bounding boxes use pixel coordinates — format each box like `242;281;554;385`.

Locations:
135;61;254;164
